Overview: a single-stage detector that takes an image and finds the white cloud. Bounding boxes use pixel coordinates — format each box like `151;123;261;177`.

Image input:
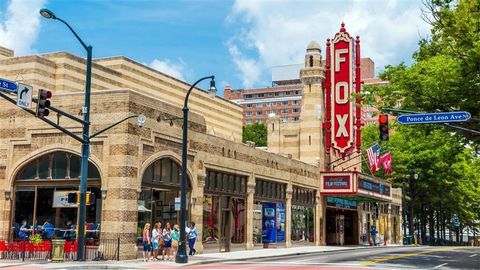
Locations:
228;43;262;88
0;0;47;55
228;0;431;86
148;58;185;81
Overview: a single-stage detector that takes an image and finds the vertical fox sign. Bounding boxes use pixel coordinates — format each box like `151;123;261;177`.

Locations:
323;23;362;157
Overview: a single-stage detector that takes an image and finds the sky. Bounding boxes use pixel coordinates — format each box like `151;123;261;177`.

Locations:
0;0;431;96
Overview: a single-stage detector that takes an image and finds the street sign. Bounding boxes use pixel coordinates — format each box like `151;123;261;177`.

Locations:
16;83;33;109
0;78;17;93
397;111;471;125
452;214;460;228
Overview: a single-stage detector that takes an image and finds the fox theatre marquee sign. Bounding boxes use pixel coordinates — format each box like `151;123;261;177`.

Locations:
323;23;362;157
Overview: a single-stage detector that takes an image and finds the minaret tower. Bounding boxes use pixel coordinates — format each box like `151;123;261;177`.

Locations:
298;41;326;166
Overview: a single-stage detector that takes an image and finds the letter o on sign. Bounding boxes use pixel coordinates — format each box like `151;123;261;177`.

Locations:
335;82;349;104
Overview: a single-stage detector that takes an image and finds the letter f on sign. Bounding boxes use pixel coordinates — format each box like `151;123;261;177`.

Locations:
335;49;348;72
336;114;348;137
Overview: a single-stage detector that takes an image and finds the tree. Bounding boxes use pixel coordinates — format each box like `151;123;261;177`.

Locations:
242;123;267;147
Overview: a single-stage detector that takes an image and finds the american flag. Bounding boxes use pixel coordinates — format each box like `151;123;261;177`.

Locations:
366;144;381;173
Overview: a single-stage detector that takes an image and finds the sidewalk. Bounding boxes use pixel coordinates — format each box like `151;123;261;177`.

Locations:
0;244;403;269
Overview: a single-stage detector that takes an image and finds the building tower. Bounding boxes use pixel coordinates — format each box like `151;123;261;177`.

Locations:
298;41;326;166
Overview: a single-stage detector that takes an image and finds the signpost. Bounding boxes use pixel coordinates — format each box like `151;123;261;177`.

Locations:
0;78;17;93
16;83;33;109
397;112;471;125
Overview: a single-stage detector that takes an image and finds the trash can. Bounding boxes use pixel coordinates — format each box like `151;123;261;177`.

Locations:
51;239;65;262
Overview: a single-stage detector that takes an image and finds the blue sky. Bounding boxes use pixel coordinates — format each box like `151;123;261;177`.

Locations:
0;0;431;96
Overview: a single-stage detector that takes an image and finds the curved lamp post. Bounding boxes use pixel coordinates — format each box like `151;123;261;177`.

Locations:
40;8;92;261
176;76;216;263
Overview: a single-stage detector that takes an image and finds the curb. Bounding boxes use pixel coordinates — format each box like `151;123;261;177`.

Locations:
187;245;407;266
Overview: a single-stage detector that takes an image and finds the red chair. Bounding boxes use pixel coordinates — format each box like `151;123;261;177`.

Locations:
70;241;78;260
0;240;6;259
63;241;71;260
6;242;17;259
25;242;34;259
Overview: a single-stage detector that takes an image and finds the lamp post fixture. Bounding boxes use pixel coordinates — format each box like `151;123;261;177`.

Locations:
176;76;216;264
40;8;92;261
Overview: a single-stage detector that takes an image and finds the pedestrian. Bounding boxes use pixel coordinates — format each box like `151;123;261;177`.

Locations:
151;223;160;260
171;224;180;258
162;222;172;260
370;225;377;246
19;220;30;240
188;222;197;256
142;223;152;261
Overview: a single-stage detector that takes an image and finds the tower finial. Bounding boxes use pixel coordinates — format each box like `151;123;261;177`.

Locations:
340;22;346;32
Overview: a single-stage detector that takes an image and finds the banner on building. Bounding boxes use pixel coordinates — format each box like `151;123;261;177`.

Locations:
262;202;277;244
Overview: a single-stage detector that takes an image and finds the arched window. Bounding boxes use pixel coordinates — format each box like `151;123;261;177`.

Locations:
16;152;100;181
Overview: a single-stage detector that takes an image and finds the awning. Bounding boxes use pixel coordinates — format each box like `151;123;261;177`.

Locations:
137;204;152;213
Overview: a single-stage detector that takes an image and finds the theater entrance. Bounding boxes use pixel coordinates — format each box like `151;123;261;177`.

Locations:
326;208;358;245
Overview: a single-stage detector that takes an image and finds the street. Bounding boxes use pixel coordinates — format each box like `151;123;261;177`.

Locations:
192;246;480;270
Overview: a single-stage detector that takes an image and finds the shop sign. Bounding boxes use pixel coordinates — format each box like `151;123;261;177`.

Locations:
276;203;285;242
324;175;351;189
320;171;357;195
326;196;357;209
262;202;277;243
358;178;390;196
53;191;77;208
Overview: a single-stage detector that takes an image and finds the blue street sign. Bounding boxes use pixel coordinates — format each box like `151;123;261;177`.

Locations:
397;111;471;125
0;78;18;93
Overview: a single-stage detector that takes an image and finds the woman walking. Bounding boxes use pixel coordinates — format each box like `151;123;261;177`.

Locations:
171;224;180;259
188;222;198;256
162;222;173;260
142;223;152;261
151;223;160;260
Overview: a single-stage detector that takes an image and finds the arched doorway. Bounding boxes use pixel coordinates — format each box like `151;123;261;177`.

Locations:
138;158;191;243
12;151;101;240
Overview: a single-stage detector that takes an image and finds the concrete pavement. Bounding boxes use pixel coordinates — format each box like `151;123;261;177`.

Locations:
0;244;403;269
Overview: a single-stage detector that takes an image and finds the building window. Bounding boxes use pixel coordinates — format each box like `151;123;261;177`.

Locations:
266;102;273;107
245;120;252;125
293;108;299;113
245;94;252;99
246;104;253;108
257;119;263;124
256;103;263;107
293;100;300;105
281;109;288;114
266;110;273;114
285;91;291;95
295;90;301;95
274;92;279;97
257;111;263;115
257;93;264;98
293;117;299;121
246;112;252;116
282;118;288;122
268;93;274;97
282;101;288;106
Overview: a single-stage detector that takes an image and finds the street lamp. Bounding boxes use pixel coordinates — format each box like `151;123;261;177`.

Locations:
40;8;93;261
176;76;216;263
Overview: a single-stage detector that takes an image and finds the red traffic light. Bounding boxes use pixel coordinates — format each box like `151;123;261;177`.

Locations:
41;90;52;99
379;114;388;124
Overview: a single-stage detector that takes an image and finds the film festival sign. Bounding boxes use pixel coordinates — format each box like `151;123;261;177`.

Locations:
323;23;362;157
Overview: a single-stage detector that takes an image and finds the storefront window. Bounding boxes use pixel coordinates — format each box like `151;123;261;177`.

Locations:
13;152;101;241
203;195;219;243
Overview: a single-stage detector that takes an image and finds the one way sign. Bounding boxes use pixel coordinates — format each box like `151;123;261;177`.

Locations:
16;83;33;109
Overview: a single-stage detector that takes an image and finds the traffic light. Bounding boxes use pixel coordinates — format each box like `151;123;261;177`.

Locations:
36;89;52;117
86;192;96;205
379;114;389;141
67;192;78;204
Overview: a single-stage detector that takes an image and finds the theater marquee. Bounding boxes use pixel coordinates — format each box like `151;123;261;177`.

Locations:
320;171;392;202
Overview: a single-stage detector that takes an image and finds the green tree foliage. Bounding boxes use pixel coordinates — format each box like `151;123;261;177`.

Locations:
242;123;267;147
361;0;480;240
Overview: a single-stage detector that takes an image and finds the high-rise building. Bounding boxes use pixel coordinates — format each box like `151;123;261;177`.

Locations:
224;57;381;126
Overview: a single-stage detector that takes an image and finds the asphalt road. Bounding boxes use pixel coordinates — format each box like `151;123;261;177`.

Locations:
194;246;480;270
